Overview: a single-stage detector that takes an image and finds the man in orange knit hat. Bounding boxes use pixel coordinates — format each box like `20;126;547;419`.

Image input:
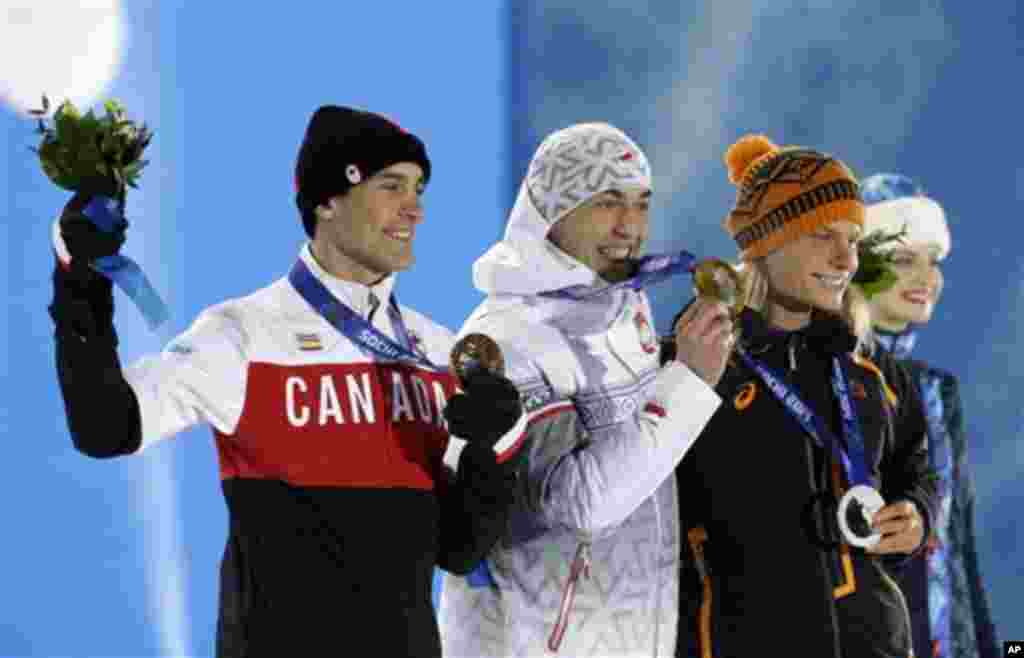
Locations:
674;135;938;657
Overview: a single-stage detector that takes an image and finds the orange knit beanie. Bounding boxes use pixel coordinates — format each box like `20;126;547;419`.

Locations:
723;134;864;261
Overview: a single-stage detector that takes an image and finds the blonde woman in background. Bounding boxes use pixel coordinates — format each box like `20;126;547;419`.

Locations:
856;173;999;658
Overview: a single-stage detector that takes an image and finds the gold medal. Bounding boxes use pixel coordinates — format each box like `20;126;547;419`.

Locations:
692;258;744;345
692;258;744;318
449;333;505;388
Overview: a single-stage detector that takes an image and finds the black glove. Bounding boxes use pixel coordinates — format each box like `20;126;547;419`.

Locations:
59;193;128;268
443;370;523;515
49;194;143;458
443;370;523;449
49;193;126;343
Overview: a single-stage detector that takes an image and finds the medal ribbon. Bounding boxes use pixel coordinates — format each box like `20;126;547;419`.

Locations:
288;258;444;371
736;347;873;487
539;250;698;300
80;196;169;330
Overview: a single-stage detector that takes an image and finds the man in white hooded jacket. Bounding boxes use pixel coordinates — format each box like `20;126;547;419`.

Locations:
437;123;733;656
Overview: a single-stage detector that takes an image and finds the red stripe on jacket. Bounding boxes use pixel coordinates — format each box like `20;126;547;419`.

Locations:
216;361;458;490
495;401;575;463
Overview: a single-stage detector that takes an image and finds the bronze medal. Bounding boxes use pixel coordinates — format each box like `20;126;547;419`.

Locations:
449;333;505;388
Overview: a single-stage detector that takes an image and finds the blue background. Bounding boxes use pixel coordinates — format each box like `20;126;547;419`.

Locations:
3;1;1020;655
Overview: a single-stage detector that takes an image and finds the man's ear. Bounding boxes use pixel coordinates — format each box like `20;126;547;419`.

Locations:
314;197;336;224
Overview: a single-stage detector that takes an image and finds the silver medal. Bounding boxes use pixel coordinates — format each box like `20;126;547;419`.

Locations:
837;484;885;549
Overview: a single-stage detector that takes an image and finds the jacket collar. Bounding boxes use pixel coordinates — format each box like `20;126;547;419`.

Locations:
739;307;857;357
873;327;918;359
299;243;396;320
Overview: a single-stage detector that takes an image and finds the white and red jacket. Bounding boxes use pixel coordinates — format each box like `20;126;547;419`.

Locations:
438;139;722;656
115;245;517;656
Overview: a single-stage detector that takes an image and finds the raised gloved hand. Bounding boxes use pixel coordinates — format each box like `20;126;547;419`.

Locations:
49;193;126;343
55;193;128;273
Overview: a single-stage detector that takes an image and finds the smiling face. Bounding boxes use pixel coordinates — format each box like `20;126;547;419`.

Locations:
547;186;651;283
758;220;861;329
312;162;425;284
869;243;945;331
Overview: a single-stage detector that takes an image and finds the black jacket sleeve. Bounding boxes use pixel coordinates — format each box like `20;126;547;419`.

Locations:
50;263;142;458
874;349;937;557
435;441;516;574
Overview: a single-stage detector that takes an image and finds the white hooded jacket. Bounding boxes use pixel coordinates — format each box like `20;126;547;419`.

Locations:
438;124;722;657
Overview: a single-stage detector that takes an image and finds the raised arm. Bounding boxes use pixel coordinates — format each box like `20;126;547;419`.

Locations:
50;195;248;457
474;300;728;537
522;361;718;536
50;195;141;457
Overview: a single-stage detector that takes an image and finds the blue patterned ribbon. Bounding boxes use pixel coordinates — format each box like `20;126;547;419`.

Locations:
288;258;442;370
82;196;169;330
737;348;873;488
539;250;698;300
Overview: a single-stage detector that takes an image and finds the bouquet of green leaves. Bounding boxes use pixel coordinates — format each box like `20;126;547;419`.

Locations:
852;226;909;299
28;94;153;202
29;94;168;330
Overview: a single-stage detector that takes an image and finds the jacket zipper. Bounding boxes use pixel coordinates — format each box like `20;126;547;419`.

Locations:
652;494;664;658
548;541;592;653
878;564;917;658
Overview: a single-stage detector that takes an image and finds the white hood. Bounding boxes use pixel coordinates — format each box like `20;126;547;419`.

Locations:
864;196;950;260
861;172;951;260
473;122;652;297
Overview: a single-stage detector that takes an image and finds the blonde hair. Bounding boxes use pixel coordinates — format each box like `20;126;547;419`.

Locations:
738;262;872;355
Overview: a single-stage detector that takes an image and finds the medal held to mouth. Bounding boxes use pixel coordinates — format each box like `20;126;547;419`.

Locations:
449;333;505;388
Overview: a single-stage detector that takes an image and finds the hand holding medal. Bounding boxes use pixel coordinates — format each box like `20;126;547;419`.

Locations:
839;487;926;553
661;263;740;387
654;257;742;386
445;334;524;465
863;499;926;554
449;333;506;388
838;484;886;549
692;258;744;345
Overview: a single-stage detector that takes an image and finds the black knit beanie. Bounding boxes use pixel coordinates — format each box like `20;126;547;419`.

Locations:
294;105;431;238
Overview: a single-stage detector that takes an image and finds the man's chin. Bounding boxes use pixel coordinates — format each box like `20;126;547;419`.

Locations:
598;260;636;283
387;251;415;273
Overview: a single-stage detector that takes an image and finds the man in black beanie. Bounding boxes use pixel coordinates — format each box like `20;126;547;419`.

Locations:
49;105;525;657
